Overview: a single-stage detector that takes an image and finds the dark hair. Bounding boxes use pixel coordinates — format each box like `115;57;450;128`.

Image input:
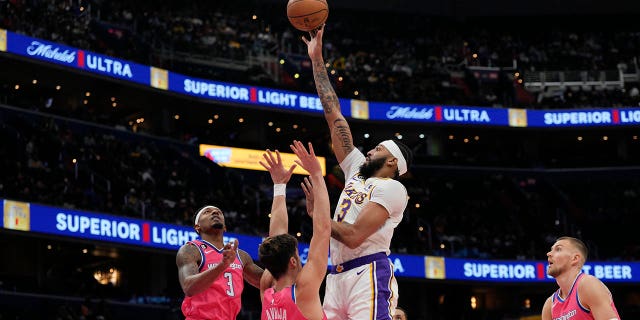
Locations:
259;234;298;279
392;140;413;178
396;306;408;319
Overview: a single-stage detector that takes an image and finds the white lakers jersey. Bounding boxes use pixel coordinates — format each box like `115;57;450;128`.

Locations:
330;149;408;265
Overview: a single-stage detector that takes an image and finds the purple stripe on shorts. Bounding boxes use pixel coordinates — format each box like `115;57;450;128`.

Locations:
374;259;393;320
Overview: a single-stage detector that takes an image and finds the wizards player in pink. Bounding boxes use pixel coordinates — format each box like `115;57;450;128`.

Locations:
257;142;329;320
542;237;620;320
176;205;264;320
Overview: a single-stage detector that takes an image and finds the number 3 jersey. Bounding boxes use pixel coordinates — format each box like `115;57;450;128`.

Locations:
181;239;245;320
331;149;408;265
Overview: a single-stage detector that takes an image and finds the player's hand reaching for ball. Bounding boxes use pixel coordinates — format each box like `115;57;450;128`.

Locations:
221;239;238;267
302;24;324;61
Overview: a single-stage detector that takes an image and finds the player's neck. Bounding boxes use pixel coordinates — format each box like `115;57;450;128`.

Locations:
556;269;581;299
273;273;297;292
201;231;225;248
373;167;395;179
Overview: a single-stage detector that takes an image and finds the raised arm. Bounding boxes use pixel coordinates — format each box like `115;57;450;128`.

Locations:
303;26;355;163
259;149;296;237
176;239;238;296
290;140;330;319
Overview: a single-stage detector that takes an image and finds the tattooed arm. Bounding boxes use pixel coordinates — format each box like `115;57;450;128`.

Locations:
303;25;354;163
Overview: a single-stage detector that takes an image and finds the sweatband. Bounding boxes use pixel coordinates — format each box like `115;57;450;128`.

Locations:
194;205;219;225
274;184;286;197
380;140;408;175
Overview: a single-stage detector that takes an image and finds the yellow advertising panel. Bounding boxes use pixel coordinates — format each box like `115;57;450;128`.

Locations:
199;144;326;176
350;99;370;120
425;256;446;279
0;28;7;52
150;67;169;90
508;108;528;127
3;200;31;231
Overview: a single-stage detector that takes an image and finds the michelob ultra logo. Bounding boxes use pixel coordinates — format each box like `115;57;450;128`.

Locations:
3;200;31;231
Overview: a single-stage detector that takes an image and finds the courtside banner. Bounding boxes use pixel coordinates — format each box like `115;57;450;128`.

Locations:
4;199;640;282
8;30;640;128
5;31;150;85
1;199;262;252
444;258;640;283
526;108;640;127
75;50;150;85
170;72;328;113
362;102;511;126
7;31;78;68
388;254;427;278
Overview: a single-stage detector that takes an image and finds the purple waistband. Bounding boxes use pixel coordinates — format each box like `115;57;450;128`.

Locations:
330;252;388;274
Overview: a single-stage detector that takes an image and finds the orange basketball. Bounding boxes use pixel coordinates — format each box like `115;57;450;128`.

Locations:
287;0;329;32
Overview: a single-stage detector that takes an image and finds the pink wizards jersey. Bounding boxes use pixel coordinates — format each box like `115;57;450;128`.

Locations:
262;285;327;320
181;239;245;320
552;272;620;320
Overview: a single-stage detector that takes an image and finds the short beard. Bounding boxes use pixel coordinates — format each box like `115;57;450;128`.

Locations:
212;223;224;229
547;266;560;278
359;157;386;179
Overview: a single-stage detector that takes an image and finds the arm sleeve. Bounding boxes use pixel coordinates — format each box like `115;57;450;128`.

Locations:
369;180;408;222
339;148;365;179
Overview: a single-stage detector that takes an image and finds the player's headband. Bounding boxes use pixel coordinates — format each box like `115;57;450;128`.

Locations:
194;205;220;225
380;140;408;176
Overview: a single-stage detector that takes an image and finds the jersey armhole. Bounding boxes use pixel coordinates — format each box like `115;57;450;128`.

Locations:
187;241;205;271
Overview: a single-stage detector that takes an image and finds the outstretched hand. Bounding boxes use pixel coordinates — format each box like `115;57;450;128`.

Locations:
301;177;314;218
290;140;322;177
259;149;296;185
301;24;324;61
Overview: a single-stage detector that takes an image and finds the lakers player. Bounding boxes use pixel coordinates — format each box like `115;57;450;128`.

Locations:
303;25;413;320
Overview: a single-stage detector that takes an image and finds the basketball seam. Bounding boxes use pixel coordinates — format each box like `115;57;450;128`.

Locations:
287;0;327;8
288;9;328;18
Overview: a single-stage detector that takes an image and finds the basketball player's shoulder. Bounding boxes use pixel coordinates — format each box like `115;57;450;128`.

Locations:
579;273;606;288
375;177;407;191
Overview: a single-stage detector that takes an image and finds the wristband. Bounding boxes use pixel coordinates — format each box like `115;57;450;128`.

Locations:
274;184;286;197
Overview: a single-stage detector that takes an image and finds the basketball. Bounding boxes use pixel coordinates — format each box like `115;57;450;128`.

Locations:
287;0;329;32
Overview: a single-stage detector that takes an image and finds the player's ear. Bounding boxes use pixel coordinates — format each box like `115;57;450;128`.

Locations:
388;157;398;167
572;253;581;264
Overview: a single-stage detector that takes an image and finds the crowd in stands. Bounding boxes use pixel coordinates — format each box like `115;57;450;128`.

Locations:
1;104;638;261
3;0;640;108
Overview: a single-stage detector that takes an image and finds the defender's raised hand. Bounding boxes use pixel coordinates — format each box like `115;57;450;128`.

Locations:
290;140;322;177
301;177;314;218
259;149;296;185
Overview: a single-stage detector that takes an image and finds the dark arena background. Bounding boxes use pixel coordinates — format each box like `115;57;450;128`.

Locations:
1;0;640;319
